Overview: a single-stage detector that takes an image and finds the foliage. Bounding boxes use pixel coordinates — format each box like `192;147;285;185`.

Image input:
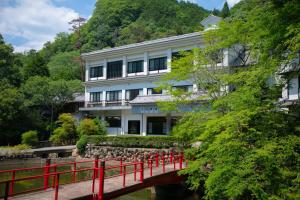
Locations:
49;113;78;145
84;135;189;149
48;51;81;80
220;2;230;18
22;50;48;81
0;144;30;151
76;135;88;154
160;0;300;199
77;118;107;136
21;130;39;147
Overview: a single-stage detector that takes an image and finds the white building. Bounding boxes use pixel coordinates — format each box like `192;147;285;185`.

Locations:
79;27;239;136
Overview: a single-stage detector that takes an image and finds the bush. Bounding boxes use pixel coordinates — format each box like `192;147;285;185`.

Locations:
76;135;88;154
21;130;39;147
84;135;189;149
77;118;107;136
50;113;78;145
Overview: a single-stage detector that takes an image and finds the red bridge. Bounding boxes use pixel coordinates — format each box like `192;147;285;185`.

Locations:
0;152;187;200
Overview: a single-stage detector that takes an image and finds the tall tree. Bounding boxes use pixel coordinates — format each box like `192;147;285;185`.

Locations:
22;50;49;80
220;2;230;18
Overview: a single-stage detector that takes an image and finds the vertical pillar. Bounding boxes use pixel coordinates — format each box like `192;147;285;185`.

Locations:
223;48;229;67
102;91;106;107
140;158;144;182
85;63;89;82
121;89;126;105
122;56;127;78
121;110;125;135
143;52;149;75
9;170;15;196
98;161;105;200
167;48;172;72
103;59;107;79
142;114;147;136
44;158;51;190
54;174;60;200
143;88;148;96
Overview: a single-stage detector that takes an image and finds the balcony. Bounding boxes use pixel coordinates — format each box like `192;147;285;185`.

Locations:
79;101;131;111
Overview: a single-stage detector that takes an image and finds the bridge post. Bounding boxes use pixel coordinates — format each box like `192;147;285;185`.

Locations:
134;157;137;181
150;159;153;176
54;173;60;200
98;161;105;200
73;162;77;183
44;158;51;190
140;158;144;182
52;164;57;188
155;152;159;168
94;155;99;178
120;158;123;175
170;152;173;163
179;152;183;170
162;152;165;173
9;170;15;197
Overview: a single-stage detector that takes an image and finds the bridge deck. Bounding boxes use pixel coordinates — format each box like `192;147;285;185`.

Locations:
9;164;182;200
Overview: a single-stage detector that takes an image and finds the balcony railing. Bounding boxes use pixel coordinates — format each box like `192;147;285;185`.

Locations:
86;101;129;108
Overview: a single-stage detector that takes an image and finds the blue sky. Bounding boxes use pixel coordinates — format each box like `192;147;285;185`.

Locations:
0;0;240;52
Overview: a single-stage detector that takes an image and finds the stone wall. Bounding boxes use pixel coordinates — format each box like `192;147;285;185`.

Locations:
85;144;179;162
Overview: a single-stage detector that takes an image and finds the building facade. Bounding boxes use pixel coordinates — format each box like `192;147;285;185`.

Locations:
79;30;237;136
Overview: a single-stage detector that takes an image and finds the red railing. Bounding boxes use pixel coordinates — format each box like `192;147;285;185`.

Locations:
0;151;186;200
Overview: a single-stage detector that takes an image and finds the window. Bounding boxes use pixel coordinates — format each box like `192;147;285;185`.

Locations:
149;57;167;71
147;117;167;135
127;60;144;73
147;88;162;95
126;89;143;101
106;90;122;101
90;92;102;102
107;60;122;79
172;50;192;60
90;66;103;78
128;120;140;134
105;116;121;127
173;85;193;92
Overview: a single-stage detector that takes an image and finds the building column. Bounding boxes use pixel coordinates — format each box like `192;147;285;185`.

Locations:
85;63;89;82
122;56;127;78
166;114;171;135
103;59;107;79
143;88;148;96
167;48;172;72
121;111;125;135
223;48;229;67
121;89;126;105
102;91;106;107
142;114;147;136
144;52;149;75
193;84;198;93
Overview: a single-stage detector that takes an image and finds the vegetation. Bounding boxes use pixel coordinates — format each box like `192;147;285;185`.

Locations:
159;0;300;199
21;131;39;147
77;118;107;136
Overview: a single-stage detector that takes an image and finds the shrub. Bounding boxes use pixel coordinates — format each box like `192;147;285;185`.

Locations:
77;118;107;136
84;135;189;149
50;113;78;145
76;135;88;154
21;130;39;147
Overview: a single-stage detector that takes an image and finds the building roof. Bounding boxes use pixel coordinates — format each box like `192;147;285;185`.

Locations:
130;94;173;104
200;14;222;30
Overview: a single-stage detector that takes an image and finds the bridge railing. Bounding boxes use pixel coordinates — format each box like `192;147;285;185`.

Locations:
0;151;186;200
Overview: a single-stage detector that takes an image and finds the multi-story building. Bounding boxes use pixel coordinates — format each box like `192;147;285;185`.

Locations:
79;27;239;136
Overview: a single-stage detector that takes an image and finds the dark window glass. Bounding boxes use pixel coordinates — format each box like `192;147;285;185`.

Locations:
128;120;140;134
149;57;167;71
127;60;144;73
90;92;102;102
90;66;103;78
126;89;141;101
106;90;121;101
107;60;122;79
147;88;162;95
147;117;167;135
105;116;121;127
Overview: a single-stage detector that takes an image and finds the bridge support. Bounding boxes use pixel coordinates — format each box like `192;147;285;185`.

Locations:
44;158;51;190
98;161;105;200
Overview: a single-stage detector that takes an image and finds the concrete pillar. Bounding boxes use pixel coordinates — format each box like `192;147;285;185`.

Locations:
122;56;127;78
121;89;126;105
193;84;198;93
167;48;172;72
144;52;149;75
103;59;107;79
102;91;106;107
121;111;125;135
223;48;229;67
143;88;148;96
85;63;89;82
142;114;147;136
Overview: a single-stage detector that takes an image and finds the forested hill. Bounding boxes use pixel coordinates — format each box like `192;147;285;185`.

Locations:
42;0;209;57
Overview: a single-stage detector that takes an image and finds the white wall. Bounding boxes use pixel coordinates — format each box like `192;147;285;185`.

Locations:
288;76;299;100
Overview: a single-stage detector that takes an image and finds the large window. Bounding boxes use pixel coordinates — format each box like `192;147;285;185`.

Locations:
126;89;143;101
128;120;140;134
147;88;162;95
107;60;122;79
147;117;167;135
106;90;122;102
90;92;102;102
127;60;144;74
149;57;167;71
90;66;103;78
105;116;121;127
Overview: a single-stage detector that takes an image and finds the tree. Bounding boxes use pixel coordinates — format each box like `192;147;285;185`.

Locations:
220;2;230;18
77;118;107;136
21;130;39;147
48;51;81;80
50;113;78;145
22;50;48;80
160;0;300;199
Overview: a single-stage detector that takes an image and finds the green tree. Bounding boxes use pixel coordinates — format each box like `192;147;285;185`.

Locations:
22;50;48;80
50;113;78;145
160;0;300;199
77;118;107;136
220;2;230;18
48;51;81;80
21;130;39;147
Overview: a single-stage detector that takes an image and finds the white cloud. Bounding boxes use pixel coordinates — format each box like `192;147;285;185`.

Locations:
227;0;241;7
0;0;79;52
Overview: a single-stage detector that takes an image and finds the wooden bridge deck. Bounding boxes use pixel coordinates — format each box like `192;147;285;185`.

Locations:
8;164;184;200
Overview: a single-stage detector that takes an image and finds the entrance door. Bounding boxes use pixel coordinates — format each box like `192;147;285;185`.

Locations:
128;120;140;134
147;117;167;135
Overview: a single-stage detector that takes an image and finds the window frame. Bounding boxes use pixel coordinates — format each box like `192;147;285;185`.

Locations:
149;57;167;71
90;92;102;102
89;66;103;79
107;60;123;79
127;60;144;74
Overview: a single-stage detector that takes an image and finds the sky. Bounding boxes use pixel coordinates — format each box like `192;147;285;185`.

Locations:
0;0;241;52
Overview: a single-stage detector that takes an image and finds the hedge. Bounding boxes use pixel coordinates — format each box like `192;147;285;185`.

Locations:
84;135;189;149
